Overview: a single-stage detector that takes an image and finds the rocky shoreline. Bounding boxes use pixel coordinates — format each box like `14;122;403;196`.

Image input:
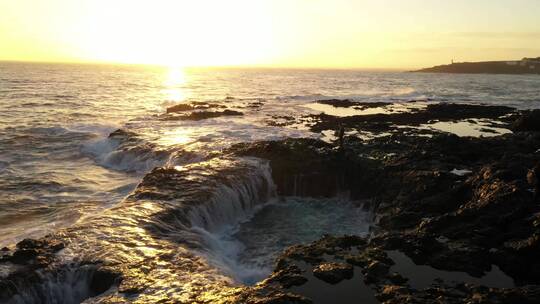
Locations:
227;116;540;302
1;102;540;303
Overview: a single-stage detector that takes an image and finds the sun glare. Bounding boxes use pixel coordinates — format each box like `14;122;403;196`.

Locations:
2;1;539;68
166;68;186;86
163;68;187;102
161;128;194;146
72;0;277;67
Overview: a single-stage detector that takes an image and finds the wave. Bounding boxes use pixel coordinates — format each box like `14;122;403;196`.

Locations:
82;137;168;173
274;88;429;103
0;160;8;173
81;128;177;173
64;122;120;137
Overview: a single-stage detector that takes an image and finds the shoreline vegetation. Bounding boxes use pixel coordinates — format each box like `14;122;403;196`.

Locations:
414;57;540;75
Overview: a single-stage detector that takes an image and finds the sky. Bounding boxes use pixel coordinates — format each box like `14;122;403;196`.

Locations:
1;0;539;69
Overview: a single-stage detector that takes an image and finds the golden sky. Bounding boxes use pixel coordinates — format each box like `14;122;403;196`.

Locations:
1;0;539;69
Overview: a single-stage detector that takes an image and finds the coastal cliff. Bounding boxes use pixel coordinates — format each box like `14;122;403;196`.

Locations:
415;57;540;75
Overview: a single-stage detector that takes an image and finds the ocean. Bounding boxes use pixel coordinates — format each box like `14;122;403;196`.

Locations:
1;61;539;302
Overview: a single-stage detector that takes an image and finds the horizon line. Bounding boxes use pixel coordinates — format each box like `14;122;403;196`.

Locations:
0;59;413;71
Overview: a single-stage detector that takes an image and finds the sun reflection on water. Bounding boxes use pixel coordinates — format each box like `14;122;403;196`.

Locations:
163;67;187;102
160;128;194;146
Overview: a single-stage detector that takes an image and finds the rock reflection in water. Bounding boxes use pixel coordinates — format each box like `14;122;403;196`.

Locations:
386;250;514;289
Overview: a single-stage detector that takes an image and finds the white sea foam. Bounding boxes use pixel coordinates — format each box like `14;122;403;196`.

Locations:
188;159;276;232
450;169;473;176
202;197;373;284
81;135;170;173
64;122;121;137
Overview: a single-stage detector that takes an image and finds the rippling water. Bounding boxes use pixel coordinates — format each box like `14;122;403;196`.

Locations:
1;61;539;248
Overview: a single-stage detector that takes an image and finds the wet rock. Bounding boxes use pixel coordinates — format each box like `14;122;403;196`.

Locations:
316;99;357;107
265;266;308;288
108;128;140;140
10;248;39;264
513;109;540;132
165;109;243;121
166;103;195;113
316;99;391;109
229;138;382;198
527;163;540;200
345;247;393;269
376;285;412;302
312;262;353;284
16;238;45;249
166;101;226;113
388;272;408;285
48;240;65;251
0;247;9;262
90;267;120;295
364;261;391;283
6;238;66;265
230;286;312;304
0;238;75;302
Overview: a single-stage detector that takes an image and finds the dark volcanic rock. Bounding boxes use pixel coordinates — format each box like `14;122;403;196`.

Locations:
166;101;226;113
165;109;244;121
166;103;194;112
10;248;39;264
229;108;540;302
7;238;66;265
316;99;357;107
90;267;120;295
228;138;382;198
527;163;540;200
316;99;391;109
231;290;312;304
513;109;540;132
0;238;69;301
108;128;138;139
363;261;391;283
265;265;308;288
313;262;354;284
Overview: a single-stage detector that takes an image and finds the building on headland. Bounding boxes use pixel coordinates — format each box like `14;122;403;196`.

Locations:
416;56;540;74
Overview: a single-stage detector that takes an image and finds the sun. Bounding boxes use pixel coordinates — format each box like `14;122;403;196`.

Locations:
75;0;277;67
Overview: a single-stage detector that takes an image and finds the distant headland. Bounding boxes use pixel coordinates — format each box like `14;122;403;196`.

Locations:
414;57;540;75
